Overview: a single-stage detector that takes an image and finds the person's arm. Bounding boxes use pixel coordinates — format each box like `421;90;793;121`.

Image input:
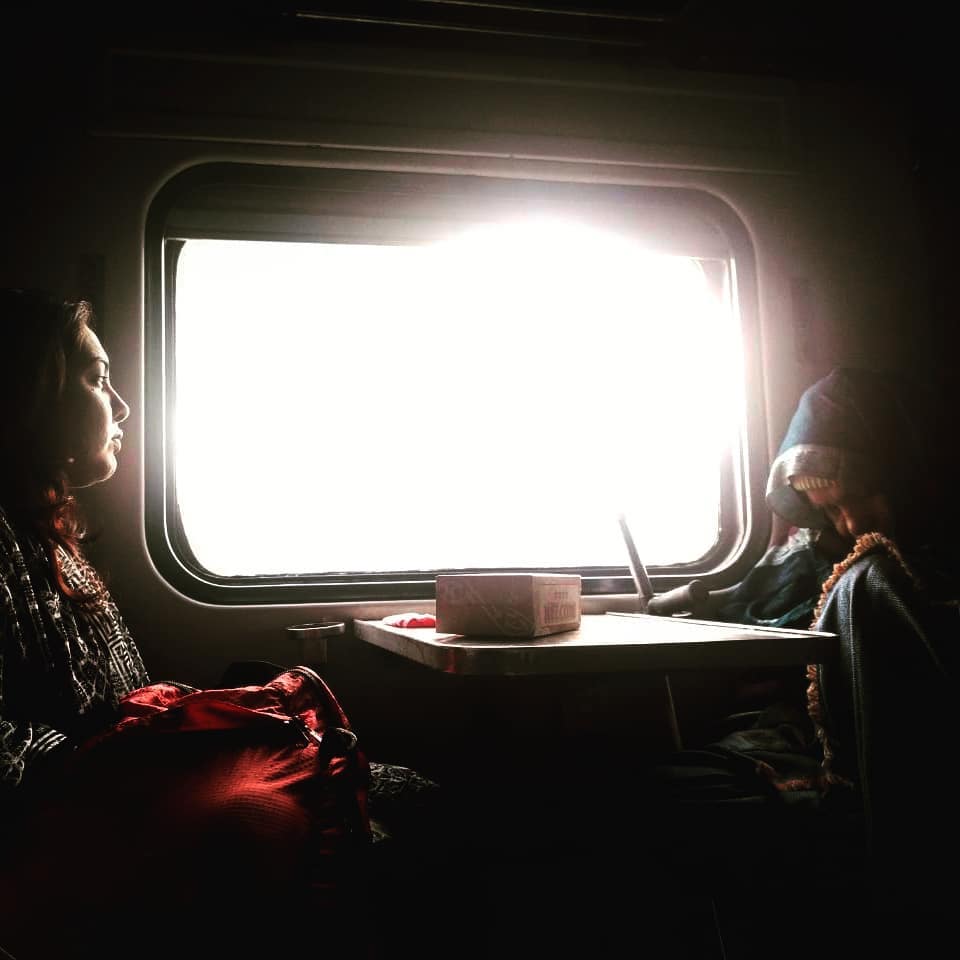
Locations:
814;548;955;902
1;601;77;792
0;518;77;793
0;708;73;790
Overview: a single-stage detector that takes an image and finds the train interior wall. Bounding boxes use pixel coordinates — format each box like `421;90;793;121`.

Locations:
1;5;955;790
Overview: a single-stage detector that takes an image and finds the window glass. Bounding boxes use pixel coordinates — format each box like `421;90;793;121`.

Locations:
172;220;743;578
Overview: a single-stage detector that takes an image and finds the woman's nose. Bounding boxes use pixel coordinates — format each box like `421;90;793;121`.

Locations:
832;516;853;540
111;385;131;423
839;506;861;538
841;504;885;539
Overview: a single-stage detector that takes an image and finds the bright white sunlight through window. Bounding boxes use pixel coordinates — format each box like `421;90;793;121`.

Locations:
173;223;744;576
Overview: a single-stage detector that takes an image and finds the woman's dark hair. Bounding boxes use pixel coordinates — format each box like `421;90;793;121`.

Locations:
0;288;102;601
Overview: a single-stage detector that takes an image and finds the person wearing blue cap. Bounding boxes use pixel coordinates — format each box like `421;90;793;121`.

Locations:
649;366;959;954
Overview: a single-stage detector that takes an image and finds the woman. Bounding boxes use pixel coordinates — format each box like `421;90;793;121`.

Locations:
0;290;143;800
0;289;439;959
650;367;959;952
765;368;958;929
714;367;957;790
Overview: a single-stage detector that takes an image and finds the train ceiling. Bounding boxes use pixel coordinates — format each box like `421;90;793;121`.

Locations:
7;2;937;84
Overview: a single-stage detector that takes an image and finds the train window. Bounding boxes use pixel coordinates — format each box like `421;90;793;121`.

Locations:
145;164;767;604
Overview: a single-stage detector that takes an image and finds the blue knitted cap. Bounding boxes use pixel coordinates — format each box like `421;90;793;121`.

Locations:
765;367;932;529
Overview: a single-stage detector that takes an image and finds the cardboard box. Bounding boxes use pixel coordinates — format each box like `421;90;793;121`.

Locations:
435;573;582;638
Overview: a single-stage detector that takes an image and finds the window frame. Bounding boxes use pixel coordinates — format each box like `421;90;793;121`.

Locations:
144;162;769;605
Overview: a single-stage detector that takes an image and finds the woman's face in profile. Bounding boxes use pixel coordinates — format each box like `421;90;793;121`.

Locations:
60;327;130;488
804;483;895;544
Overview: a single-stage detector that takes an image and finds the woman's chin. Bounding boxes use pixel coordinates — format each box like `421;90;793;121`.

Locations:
816;527;853;560
66;457;118;489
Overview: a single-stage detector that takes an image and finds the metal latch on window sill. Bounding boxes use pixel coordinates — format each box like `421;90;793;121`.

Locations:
287;620;346;666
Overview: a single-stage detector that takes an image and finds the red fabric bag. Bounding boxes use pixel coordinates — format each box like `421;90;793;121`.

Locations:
80;663;372;865
7;666;372;957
